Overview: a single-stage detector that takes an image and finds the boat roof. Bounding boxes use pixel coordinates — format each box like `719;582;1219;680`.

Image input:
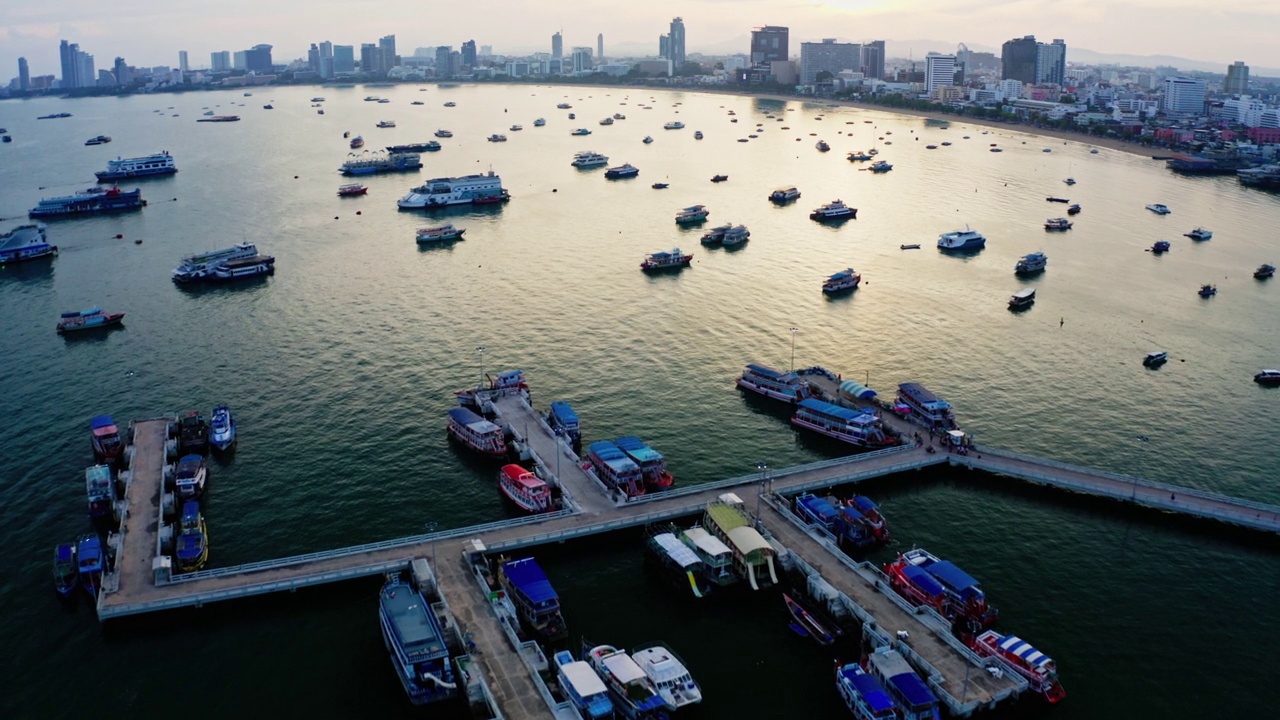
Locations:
839;380;878;399
176;454;203;472
902;565;946;597
181;501;201;522
588;441;640;473
549;401;579;426
382;581;447;656
85;465;112;486
615;436;663;463
798;398;876;424
998;635;1053;667
631;646;689;682
561;660;609;696
827;268;858;280
448;407;501;434
1021;252;1046;260
924;560;981;594
601;652;646;684
682;527;731;557
726;526;771;556
1012;288;1036;299
852;496;879;513
796;494;840;523
840;668;896;713
705;502;749;531
868;651;936;707
89;415;117;430
745;363;799;381
898;382;952;411
501;557;558;604
652;532;701;569
56;544;74;562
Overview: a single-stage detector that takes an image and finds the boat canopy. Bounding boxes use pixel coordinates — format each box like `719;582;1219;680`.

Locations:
448;407;502;434
90;415;117;430
615;436;663;464
501;558;559;605
902;565;946;597
705;502;749;531
652;533;700;569
998;635;1053;668
561;660;609;696
681;527;732;558
888;671;938;709
726;526;772;558
176;454;203;475
494;369;524;387
852;496;879;514
745;363;805;382
601;652;647;684
924;560;982;597
798;397;875;423
839;380;878;399
550;401;579;427
796;494;840;525
842;669;896;714
85;465;112;488
898;382;952;412
588;441;641;475
56;544;74;563
180;500;201;524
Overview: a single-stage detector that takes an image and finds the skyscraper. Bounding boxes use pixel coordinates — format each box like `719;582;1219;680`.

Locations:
211;51;231;72
750;26;789;65
308;44;321;73
800;39;860;85
1001;35;1038;84
18;57;30;91
571;47;593;74
179;51;189;73
59;40;80;89
862;40;885;80
379;35;397;72
659;34;670;59
1225;61;1249;95
435;46;453;77
245;44;273;73
113;57;131;85
1035;39;1066;86
361;44;382;75
233;51;247;71
333;46;355;74
1163;77;1206;116
668;17;686;69
598;34;604;62
461;40;477;69
925;53;956;95
77;52;95;88
552;32;563;60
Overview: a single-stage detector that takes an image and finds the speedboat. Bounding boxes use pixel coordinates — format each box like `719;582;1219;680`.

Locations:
1146;203;1171;215
769;187;800;203
1144;351;1169;367
710;174;728;183
631;643;703;710
174;454;208;500
443;101;456;107
77;533;105;600
174;500;209;572
570;128;591;136
1015;252;1047;275
210;405;236;451
1254;369;1280;386
1151;240;1171;254
1255;264;1276;279
642;135;654;144
416;224;466;244
1044;218;1072;231
53;543;78;597
1198;284;1217;297
938;226;986;251
604;163;639;179
554;651;614;719
1184;227;1212;241
816;140;830;152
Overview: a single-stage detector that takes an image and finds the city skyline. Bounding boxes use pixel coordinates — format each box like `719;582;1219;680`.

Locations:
2;1;1278;78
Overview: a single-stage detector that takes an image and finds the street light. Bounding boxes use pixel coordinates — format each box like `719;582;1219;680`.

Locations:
476;346;486;387
424;521;438;566
788;327;799;373
755;460;769;527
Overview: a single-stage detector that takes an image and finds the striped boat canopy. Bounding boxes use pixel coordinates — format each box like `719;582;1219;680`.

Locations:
998;635;1053;667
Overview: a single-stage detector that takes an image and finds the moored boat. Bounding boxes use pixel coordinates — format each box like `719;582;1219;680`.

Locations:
0;223;57;264
836;661;897;720
398;171;508;208
720;225;749;247
784;592;837;645
1008;288;1036;310
1015;252;1047;275
211;255;275;281
379;567;461;705
810;200;856;222
57;307;125;334
791;398;895;448
895;383;956;430
177;409;210;456
77;533;105;601
548;400;582;454
89;415;123;464
674;205;709;224
498;464;553;513
498;557;567;641
30;187;144;218
1184;227;1212;241
794;493;840;529
679;526;736;586
631;643;702;710
584;642;669;719
1254;369;1280;386
446;407;507;457
640;248;692;272
416;224;466;243
1044;218;1072;231
572;151;609;168
702;494;777;590
210;405;236;451
587;440;646;499
1151;240;1171;254
615;436;674;492
1143;350;1169;368
386;142;440;153
937;227;986;251
737;363;812;403
700;224;731;245
644;525;711;598
822;268;861;295
53;543;78;598
85;465;114;519
884;548;998;631
971;630;1066;703
605;163;639;179
1254;263;1275;279
174;453;208;500
769;187;800;203
340;151;422;176
174;500;209;572
863;646;941;720
338;183;368;196
95;151;176;181
554;650;615;719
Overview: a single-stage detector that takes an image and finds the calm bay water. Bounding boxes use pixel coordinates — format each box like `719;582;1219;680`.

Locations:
1;84;1278;719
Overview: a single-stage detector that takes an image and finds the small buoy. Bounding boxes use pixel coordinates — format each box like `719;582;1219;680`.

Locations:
294;175;299;179
115;233;123;239
334;216;339;220
134;239;142;245
356;210;361;215
173;197;177;201
552;188;558;193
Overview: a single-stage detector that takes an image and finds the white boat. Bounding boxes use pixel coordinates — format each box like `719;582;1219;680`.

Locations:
1144;350;1169;367
533;118;546;126
810;200;856;221
1009;288;1036;310
416;224;465;243
938;226;986;251
95;151;177;181
663;121;685;130
720;224;750;247
509;124;523;131
822;268;861;294
434;129;453;138
1015;252;1047;275
571;151;609;168
769;187;800;203
675;205;709;224
211;254;275;281
553;651;614;719
630;644;702;710
376;120;396;128
398;171;508;208
599;117;614;125
0;223;57;264
1146;203;1171;215
1184;227;1212;241
172;242;260;282
585;643;668;719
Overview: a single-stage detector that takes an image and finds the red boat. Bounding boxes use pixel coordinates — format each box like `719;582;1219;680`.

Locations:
498;464;553;513
337;183;368;197
884;548;998;631
971;630;1066;704
89;415;123;464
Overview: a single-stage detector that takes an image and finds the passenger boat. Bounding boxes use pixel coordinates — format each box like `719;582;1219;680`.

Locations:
810;200;856;221
57;307;125;334
700;224;731;245
784;592;837;645
644;526;711;598
642;136;653;144
350;136;365;149
869;160;893;173
1044;218;1072;230
174;454;208;500
1254;369;1280;386
77;533;105;600
85;465;114;519
1046;197;1070;203
702;494;777;590
89;415;123;464
38;113;72;119
640;248;692;272
95;151;176;181
816;140;830;152
84;135;112;145
1146;203;1171;215
498;464;553;513
679;527;736;586
554;650;615;719
487;134;507;142
605;163;639;179
895;383;956;430
210;405;236;451
1255;264;1276;279
174;500;209;572
398;171;509;208
1184;227;1212;241
794;493;840;529
1015;252;1047;275
614;113;626;120
674;205;709;224
599;117;614;126
533;118;546;126
377;120;396;128
863;646;942;720
1067;203;1082;215
416;224;466;243
971;631;1066;703
791;398;895;448
848;151;872;162
884;548;998;630
53;543;78;598
822;268;861;294
572;151;610;168
631;644;702;710
1198;284;1217;297
211;254;275;281
337;183;368;196
1008;288;1036;310
583;642;669;719
663;121;684;130
379;568;461;705
172;242;260;283
386;142;440;153
720;225;749;248
30;186;144;218
177;409;210;456
587;440;646;498
434;129;453;138
769;187;800;203
615;436;674;492
1143;350;1169;368
571;128;592;136
833;497;891;548
710;174;728;183
0;223;57;264
446;407;507;457
836;661;897;720
340;151;422;176
548;400;582;453
498;557;567;641
1151;240;1171;254
937;227;986;251
737;363;812;403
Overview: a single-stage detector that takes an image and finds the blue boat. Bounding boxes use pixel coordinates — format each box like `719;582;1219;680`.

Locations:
614;436;674;492
498;557;566;641
864;647;941;720
554;650;615;719
794;493;841;529
791;398;896;448
210;405;236;451
836;661;897;719
0;223;57;264
378;570;460;705
587;440;646;499
53;543;77;597
85;464;114;519
77;533;105;600
174;501;209;572
174;454;208;500
548;400;582;454
89;415;123;464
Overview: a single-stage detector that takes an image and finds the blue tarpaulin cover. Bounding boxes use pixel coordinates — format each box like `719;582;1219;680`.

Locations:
502;557;558;604
888;671;938;709
843;669;896;713
924;560;982;598
902;565;946;598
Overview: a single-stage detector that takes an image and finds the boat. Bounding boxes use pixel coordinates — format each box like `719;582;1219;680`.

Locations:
822;268;861;295
209;254;275;281
900;244;921;250
30;187;144;218
510;124;523;131
783;592;836;645
173;409;208;457
1008;288;1036;310
338;183;368;197
174;500;210;572
434;129;453;138
84;135;112;145
572;151;610;168
196;115;241;123
587;440;646;499
989;147;1002;153
700;224;731;245
810;200;856;222
971;631;1066;703
847;151;872;162
446;407;507;457
350;136;365;149
569;113;576;119
791;398;895;448
553;651;615;719
663;121;684;130
1198;284;1217;297
864;646;942;720
737;363;812;403
1151;240;1171;254
941;142;952;146
340;151;422;176
95;151;176;181
769;187;800;203
454;369;529;409
702;494;777;589
694;131;703;139
210;405;236;451
77;533;105;600
84;464;115;519
614;113;626;120
642;136;653;144
378;568;461;705
38;112;73;119
615;436;675;492
678;526;736;586
498;557;566;641
794;493;841;529
53;543;78;598
548;400;582;453
605;163;640;179
836;661;897;720
571;128;592;136
1015;252;1047;275
312;97;325;102
720;225;749;248
1144;351;1169;368
816;140;830;152
884;548;998;630
640;248;692;272
487;134;508;142
1046;197;1070;203
674;205;709;224
710;174;728;183
384;142;441;154
533;118;546;127
600;117;614;126
443;101;456;107
498;464;553;513
1254;369;1280;386
556;103;572;109
398;171;509;208
172;242;260;282
1064;178;1076;185
173;453;208;500
57;307;125;334
1067;204;1082;215
937;227;986;251
1044;218;1072;231
925;145;937;149
583;642;669;719
377;120;396;128
1091;148;1099;153
88;415;123;464
1255;264;1276;279
644;526;711;598
1184;227;1213;241
416;224;466;243
894;383;956;430
869;160;893;173
1146;203;1171;215
651;183;668;190
631;644;702;710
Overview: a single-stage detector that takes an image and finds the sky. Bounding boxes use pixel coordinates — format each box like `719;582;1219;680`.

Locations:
3;0;1278;79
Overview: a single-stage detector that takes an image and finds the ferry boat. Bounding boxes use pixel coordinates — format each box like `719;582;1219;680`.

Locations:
416;224;466;243
434;129;453;138
85;135;112;145
631;643;702;710
377;120;396;128
572;151;609;168
791;398;895;448
1184;227;1212;241
822;268;861;294
57;307;125;334
587;440;646;499
864;646;941;720
554;651;615;719
379;569;461;705
1143;351;1169;368
548;400;582;453
174;454;208;500
398;171;509;208
571;128;592;136
1151;240;1171;254
884;548;998;630
30;186;144;218
487;134;507;142
720;225;749;247
498;557;567;641
894;383;956;430
85;465;114;519
971;631;1066;703
700;224;731;245
350;136;365;149
177;409;210;456
869;160;893;173
1008;288;1036;310
810;200;856;221
831;497;890;548
77;533;105;600
1067;203;1082;215
172;242;260;282
498;464;553;513
737;363;812;403
0;223;56;264
769;187;800;203
53;543;78;598
644;526;711;598
1044;218;1072;230
679;526;736;586
89;415;123;464
816;140;830;152
836;661;897;720
848;496;889;543
533;118;546;127
663;121;685;130
615;436;674;492
211;254;275;281
604;163;639;179
95;151;176;181
210;405;236;451
937;227;986;251
674;205;709;224
340;151;422;175
386;142;440;153
583;642;669;719
446;407;507;457
640;248;692;272
174;500;209;572
1254;369;1280;386
702;494;777;590
338;183;368;197
1255;264;1276;279
1198;283;1217;297
1146;203;1171;215
848;151;872;162
1015;252;1047;275
794;493;840;529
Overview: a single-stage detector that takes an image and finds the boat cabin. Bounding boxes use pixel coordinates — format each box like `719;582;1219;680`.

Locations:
679;527;736;586
865;648;940;720
895;383;957;430
702;498;777;590
498;557;566;640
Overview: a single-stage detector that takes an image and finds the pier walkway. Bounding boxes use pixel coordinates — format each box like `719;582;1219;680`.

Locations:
102;418;168;600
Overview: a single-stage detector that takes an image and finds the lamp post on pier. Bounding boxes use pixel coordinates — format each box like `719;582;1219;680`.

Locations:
476;345;486;387
424;520;438;566
788;327;798;373
755;460;768;528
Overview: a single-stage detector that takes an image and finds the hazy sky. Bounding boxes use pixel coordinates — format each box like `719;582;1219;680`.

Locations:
3;1;1277;78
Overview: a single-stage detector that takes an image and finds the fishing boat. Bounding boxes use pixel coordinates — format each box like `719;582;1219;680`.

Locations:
556;103;572;109
84;135;112;145
1044;218;1072;230
674;205;709;224
791;398;895;448
720;225;749;248
864;646;942;720
57;307;125;334
177;409;210;456
884;548;998;630
210;405;236;451
736;363;812;403
498;464;553;513
663;121;685;130
416;224;466;243
644;526;711;598
599;117;614;126
822;268;861;295
651;183;668;189
30;187;144;218
53;543;78;598
554;651;615;719
794;493;841;529
587;440;646;499
1008;288;1036;310
1143;351;1169;368
615;436;674;492
1151;240;1171;254
446;407;507;458
769;187;801;203
1184;227;1212;241
77;533;105;600
583;642;669;719
377;120;396;128
836;661;897;720
173;242;260;283
338;183;368;197
784;592;837;644
847;151;872;162
810;200;856;221
816;140;830;152
85;465;114;519
702;494;777;590
548;400;582;454
0;223;57;264
937;227;986;251
631;644;702;710
533;118;546;126
640;248;692;272
1146;203;1171;215
211;254;275;281
1255;263;1276;279
349;136;365;149
454;369;528;409
1198;284;1217;298
89;415;124;464
1067;203;1082;215
174;454;208;500
1015;252;1047;276
498;557;567;641
1063;178;1076;185
378;567;461;705
832;497;890;548
1254;369;1280;386
849;496;889;542
174;500;210;572
605;163;639;179
971;631;1067;703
